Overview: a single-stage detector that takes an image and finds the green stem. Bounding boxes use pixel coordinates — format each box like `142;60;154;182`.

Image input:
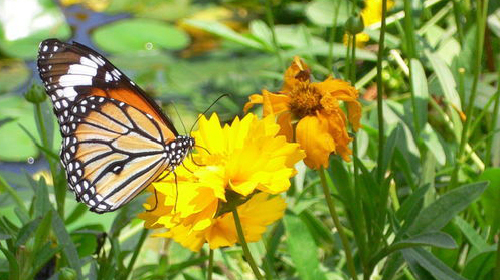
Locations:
450;0;488;189
35;103;63;216
486;70;500;167
207;249;214;280
326;0;342;74
264;0;284;71
345;35;352;79
350;34;356;83
124;228;149;280
451;0;465;45
232;208;264;280
376;0;388;183
318;169;358;280
0;174;28;215
403;0;421;138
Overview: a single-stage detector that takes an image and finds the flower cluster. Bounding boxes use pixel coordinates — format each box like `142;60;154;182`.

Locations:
245;57;361;169
139;113;305;251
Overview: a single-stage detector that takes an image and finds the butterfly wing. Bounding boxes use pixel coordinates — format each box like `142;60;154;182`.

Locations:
37;39;181;213
62;96;172;212
37;38;178;138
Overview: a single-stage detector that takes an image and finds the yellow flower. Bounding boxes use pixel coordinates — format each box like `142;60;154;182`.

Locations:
343;0;395;47
362;0;395;27
245;57;361;169
138;113;305;252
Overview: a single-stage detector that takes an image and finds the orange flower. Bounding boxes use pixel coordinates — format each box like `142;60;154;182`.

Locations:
245;57;361;169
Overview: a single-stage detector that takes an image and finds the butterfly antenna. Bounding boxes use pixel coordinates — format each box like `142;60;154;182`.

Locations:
189;94;229;134
195;145;211;155
146;188;159;212
170;101;188;135
181;162;193;173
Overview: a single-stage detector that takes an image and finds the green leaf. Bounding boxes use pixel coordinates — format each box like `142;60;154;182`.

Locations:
183;19;264;50
421;123;446;165
410;59;429;129
31;243;60;280
34;177;51;217
393;232;457;250
33;211;52;253
93;18;190;53
0;247;19;280
16;217;42;247
305;0;352;27
51;210;82;279
478;168;500;233
248;20;273;50
283;213;327;280
425;50;462;111
0;95;39;161
403;247;468;280
407;182;488;235
454;216;489;253
462;250;496;280
381;124;403;177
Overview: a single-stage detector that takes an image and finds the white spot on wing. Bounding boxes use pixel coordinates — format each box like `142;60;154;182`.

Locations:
68;64;97;76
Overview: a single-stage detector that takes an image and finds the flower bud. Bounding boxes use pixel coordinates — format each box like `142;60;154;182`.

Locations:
345;15;364;35
24;84;46;104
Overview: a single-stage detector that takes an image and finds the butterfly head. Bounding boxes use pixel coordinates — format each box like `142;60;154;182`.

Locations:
166;135;195;170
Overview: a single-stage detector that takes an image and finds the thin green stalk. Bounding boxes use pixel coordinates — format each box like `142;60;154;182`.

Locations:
376;0;388;183
451;0;465;45
450;0;488;188
345;35;352;79
35;103;63;216
232;208;264;280
124;228;149;280
0;175;28;215
327;0;342;74
264;0;284;71
207;249;214;280
403;0;421;138
350;34;356;83
485;70;500;167
318;168;358;280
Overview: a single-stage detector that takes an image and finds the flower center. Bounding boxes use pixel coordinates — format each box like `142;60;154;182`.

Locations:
288;82;323;117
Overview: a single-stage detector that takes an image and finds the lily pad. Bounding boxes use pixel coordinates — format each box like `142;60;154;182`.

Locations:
92;18;190;53
0;0;71;59
0;95;38;161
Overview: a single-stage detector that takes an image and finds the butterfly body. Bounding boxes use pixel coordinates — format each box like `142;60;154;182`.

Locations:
37;39;194;213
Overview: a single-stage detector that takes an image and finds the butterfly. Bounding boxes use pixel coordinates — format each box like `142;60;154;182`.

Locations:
37;38;194;213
